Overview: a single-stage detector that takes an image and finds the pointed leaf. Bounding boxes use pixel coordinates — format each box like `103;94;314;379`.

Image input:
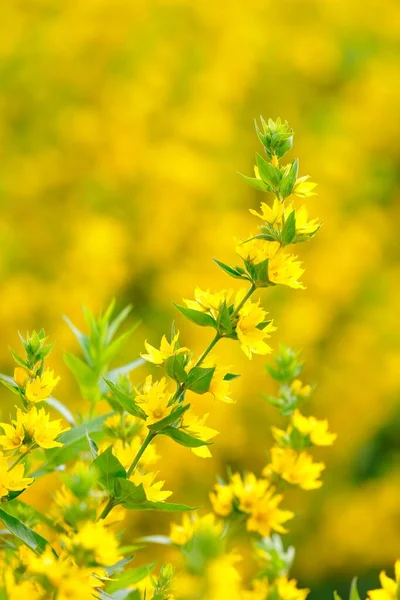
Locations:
106;564;155;594
213;259;247;280
256;153;281;188
238;172;268;192
0;509;53;555
114;479;147;507
103;379;147;420
91;446;126;493
147;404;190;433
173;304;216;328
186;367;215;394
161;427;213;448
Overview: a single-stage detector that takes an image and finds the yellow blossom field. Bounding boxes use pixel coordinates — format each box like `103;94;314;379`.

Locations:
0;1;399;598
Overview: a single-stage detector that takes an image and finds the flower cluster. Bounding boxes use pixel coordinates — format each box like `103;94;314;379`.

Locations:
0;117;394;600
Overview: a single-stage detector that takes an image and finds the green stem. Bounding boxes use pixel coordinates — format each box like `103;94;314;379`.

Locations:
231;283;256;318
126;431;155;477
7;446;34;472
193;332;221;368
98;497;116;521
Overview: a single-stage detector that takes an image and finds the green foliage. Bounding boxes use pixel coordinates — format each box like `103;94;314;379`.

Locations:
173;303;216;328
0;509;53;555
186;367;215;394
160;427;213;448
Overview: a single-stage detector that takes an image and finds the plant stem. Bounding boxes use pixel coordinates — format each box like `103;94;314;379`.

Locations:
193;332;221;368
126;431;155;477
231;283;256;318
7;446;34;472
98;497;116;521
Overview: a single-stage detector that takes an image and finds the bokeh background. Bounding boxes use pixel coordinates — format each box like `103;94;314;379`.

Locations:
1;0;400;597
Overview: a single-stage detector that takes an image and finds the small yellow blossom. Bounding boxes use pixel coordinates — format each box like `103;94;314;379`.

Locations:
246;490;294;537
170;513;194;546
250;198;284;224
368;560;400;600
201;355;235;404
135;375;172;425
235;291;276;359
4;571;44;600
0;418;25;450
291;379;311;397
184;287;232;319
292;410;337;446
27;549;104;599
130;470;172;502
14;367;29;388
236;238;280;265
210;483;234;516
25;369;60;403
62;521;121;567
170;513;223;546
287;204;320;235
243;577;309;600
230;472;269;513
182;411;218;458
8;406;69;450
268;249;305;289
293;175;317;198
104;412;137;434
265;447;325;490
142;331;189;365
0;451;33;499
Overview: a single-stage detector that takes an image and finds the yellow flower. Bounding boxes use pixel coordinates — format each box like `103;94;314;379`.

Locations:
14;367;29;388
0;451;33;499
235;291;276;359
27;549;104;599
249;199;284;224
246;490;294;537
170;513;223;547
0;418;25;451
142;331;189;365
268;249;305;289
243;578;309;600
62;521;121;567
135;375;172;426
184;287;232;319
290;379;311;397
170;513;194;546
4;570;44;600
210;483;234;517
25;369;60;403
265;447;325;490
276;577;310;600
292;410;337;446
130;470;172;502
236;238;280;265
293;175;317;198
230;472;269;513
182;411;218;458
104;412;137;434
368;560;400;600
16;406;69;449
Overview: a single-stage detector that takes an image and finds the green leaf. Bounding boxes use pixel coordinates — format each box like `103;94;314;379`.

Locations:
333;592;343;600
281;210;296;245
107;304;133;342
161;427;212;448
238;172;268;192
279;158;298;199
256;153;281;188
186;367;215;394
114;479;147;507
64;352;98;391
216;301;233;335
0;374;20;396
91;446;126;493
103;379;147;421
248;258;270;286
8;348;28;368
86;431;98;459
213;259;247;280
147;404;190;433
43;413;112;470
173;304;216;329
125;501;197;512
106;564;155;594
0;509;53;555
63;316;91;363
350;579;361;600
101;323;141;367
223;373;240;381
164;354;188;384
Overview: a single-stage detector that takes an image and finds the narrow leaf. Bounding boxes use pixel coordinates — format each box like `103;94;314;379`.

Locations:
161;427;212;448
172;304;216;329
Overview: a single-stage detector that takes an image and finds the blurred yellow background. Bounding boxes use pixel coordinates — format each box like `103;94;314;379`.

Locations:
1;0;400;597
